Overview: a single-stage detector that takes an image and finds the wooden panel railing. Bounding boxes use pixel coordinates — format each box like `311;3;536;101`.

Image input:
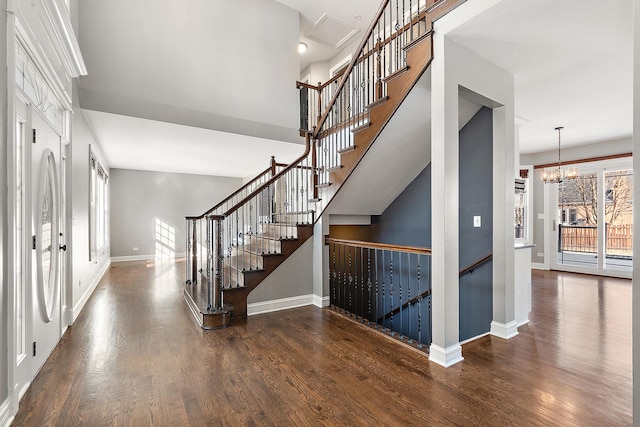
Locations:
559;224;633;255
327;237;432;349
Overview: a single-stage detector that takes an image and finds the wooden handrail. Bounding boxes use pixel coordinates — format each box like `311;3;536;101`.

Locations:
187;166;272;220
378;288;432;322
311;0;465;140
459;253;493;277
312;0;392;139
223;133;312;217
325;237;432;255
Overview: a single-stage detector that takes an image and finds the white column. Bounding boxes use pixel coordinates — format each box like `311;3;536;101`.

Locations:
429;31;463;367
490;106;517;339
312;214;329;307
631;0;639;422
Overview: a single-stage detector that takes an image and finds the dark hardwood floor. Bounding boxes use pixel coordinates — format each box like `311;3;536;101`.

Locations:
12;262;632;426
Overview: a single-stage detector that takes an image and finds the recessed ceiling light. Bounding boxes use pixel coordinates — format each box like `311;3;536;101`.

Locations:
298;42;308;54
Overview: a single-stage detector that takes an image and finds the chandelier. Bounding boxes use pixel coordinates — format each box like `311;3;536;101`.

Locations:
541;126;578;184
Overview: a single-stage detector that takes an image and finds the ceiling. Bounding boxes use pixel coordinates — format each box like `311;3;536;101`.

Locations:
78;0;633;177
448;0;632;153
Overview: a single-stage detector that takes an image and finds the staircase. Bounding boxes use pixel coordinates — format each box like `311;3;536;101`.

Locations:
184;0;465;329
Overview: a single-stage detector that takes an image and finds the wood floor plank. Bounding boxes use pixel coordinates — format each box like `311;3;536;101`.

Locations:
10;261;632;426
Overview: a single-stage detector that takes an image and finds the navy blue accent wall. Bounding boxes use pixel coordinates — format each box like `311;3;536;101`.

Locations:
370;164;431;247
459;106;493;341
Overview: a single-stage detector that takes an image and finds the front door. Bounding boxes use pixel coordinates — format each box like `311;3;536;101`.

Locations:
30;109;64;375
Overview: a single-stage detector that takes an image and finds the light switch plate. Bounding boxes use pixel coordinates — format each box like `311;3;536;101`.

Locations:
473;216;481;227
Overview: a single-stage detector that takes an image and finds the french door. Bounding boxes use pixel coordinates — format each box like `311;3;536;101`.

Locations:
549;162;633;278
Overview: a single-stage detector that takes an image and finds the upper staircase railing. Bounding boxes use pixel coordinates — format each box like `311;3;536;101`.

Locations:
297;0;464;188
185;0;465;324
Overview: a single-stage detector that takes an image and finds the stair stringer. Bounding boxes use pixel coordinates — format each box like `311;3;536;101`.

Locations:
222;224;313;318
313;34;435;218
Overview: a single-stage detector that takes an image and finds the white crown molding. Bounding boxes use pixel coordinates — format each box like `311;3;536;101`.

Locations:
40;0;87;77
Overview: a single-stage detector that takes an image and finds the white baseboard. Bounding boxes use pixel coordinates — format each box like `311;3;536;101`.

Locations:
531;262;548;270
459;331;490;346
72;259;111;323
0;397;14;427
111;253;186;263
247;294;315;316
313;295;330;308
111;254;154;262
490;320;519;339
517;319;530;327
429;343;464;367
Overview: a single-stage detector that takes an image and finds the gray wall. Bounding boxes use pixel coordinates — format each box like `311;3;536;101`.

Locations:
458;107;493;341
370;164;431;247
71;95;112;312
109;169;242;258
248;238;314;304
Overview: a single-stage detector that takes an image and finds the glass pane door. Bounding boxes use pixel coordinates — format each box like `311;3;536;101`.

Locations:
604;169;633;272
557;173;598;269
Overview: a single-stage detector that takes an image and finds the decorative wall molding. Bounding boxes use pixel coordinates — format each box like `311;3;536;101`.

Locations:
313;295;330;308
111;253;186;263
429;343;464;367
71;259;111;322
490;320;519;339
0;397;14;427
247;294;315;316
39;0;87;77
459;332;490;346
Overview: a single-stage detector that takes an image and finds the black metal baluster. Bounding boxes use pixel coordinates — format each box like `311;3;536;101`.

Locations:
367;248;372;325
381;250;386;331
374;248;379;329
399;251;403;339
417;256;422;347
360;246;365;322
389;255;394;336
348;249;353;317
331;242;336;308
408;253;413;344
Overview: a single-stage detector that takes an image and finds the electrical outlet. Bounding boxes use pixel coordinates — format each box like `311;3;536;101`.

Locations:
133;247;139;251
537;252;544;257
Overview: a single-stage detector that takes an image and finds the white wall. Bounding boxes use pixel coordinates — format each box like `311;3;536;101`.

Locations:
109;169;242;260
70;98;111;321
0;0;8;419
632;0;638;423
78;0;300;136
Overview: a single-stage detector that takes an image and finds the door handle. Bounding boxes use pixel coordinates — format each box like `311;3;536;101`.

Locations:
60;244;67;251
